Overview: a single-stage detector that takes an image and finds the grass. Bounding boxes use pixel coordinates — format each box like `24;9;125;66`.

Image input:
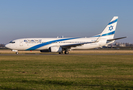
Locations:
0;54;133;89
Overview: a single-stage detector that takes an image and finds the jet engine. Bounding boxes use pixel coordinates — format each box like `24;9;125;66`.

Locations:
50;46;62;52
40;46;62;53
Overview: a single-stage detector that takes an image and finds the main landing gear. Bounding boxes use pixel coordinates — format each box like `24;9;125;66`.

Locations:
64;50;69;54
59;49;69;54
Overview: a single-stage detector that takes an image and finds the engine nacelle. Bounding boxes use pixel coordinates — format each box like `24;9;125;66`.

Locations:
50;46;62;52
40;47;62;52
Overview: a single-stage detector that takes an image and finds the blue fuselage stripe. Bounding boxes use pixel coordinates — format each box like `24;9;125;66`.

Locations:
94;35;101;37
26;37;80;50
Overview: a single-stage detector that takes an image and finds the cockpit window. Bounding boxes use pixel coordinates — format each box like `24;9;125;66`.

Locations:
9;41;15;43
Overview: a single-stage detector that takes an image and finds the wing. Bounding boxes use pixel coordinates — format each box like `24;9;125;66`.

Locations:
60;41;97;48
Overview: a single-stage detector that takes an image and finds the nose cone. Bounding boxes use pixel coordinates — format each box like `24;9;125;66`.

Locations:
5;44;10;49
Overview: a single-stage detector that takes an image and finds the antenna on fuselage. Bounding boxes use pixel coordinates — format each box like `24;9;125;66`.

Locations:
57;36;64;38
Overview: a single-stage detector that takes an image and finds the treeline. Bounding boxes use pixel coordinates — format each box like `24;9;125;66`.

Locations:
0;44;5;48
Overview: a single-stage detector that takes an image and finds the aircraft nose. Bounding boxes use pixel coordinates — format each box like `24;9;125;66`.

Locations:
5;44;10;49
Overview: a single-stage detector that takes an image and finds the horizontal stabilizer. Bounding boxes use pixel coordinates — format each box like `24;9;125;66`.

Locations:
107;37;126;41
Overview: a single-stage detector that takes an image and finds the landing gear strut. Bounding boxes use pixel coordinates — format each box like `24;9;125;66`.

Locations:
64;48;70;54
59;51;63;54
16;52;18;54
12;50;18;54
58;48;70;54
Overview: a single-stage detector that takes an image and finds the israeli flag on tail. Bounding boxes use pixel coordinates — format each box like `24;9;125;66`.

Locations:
100;16;118;40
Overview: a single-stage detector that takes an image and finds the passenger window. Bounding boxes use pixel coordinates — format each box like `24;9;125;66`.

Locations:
24;40;28;42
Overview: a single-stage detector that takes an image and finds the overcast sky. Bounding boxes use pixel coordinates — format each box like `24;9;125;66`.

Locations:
0;0;133;44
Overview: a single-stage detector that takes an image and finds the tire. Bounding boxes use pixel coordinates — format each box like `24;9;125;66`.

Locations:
65;51;69;54
59;51;63;54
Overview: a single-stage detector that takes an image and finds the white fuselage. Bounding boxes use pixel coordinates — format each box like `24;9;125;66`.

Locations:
5;37;107;51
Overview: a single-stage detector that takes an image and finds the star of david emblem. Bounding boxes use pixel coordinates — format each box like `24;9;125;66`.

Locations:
109;26;113;31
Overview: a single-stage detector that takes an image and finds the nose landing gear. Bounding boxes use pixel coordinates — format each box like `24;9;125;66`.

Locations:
12;50;18;54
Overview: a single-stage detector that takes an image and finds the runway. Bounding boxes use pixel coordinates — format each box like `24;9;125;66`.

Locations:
0;50;133;56
0;53;133;56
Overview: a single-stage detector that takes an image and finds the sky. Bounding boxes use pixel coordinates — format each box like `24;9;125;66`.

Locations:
0;0;133;44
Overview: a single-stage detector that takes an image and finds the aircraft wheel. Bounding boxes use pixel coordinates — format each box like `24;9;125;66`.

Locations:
59;51;63;54
65;51;69;54
16;52;18;54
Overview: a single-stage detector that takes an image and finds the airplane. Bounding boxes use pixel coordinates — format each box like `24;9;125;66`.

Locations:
5;16;126;54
